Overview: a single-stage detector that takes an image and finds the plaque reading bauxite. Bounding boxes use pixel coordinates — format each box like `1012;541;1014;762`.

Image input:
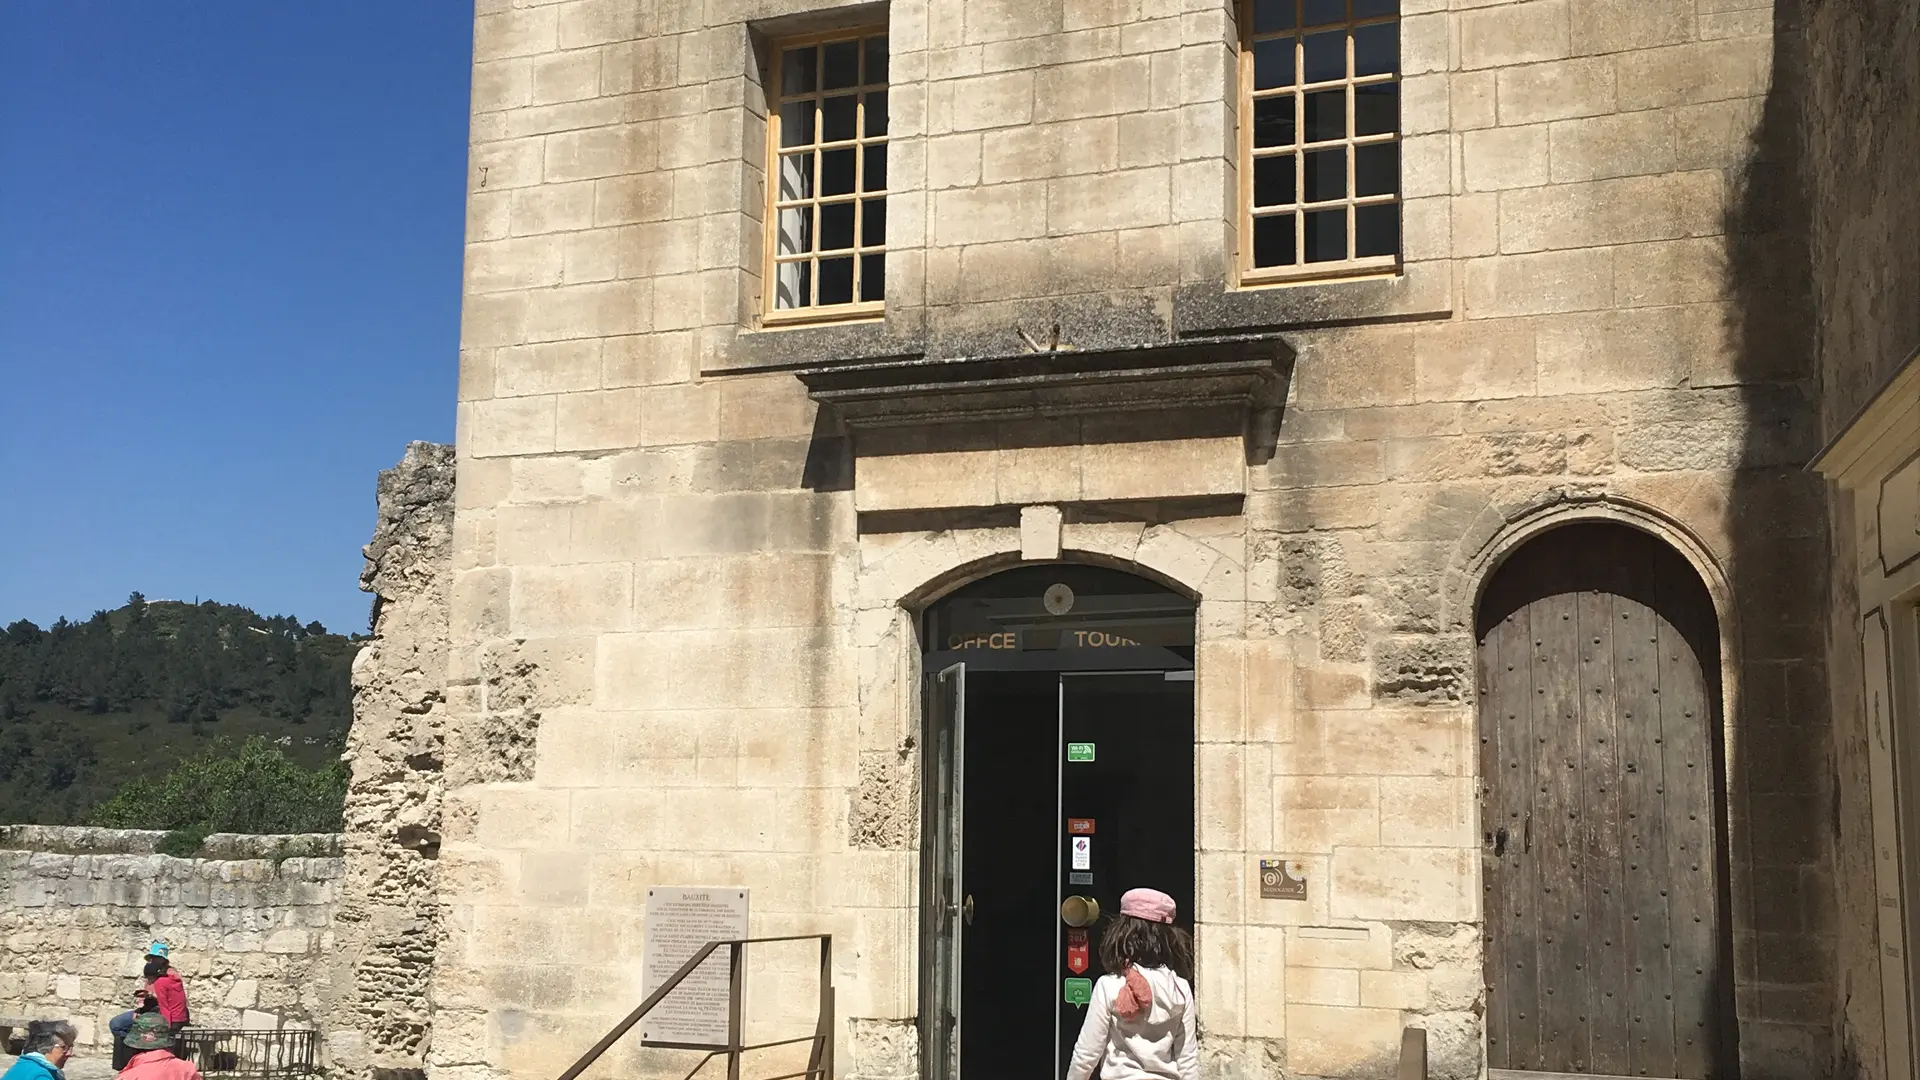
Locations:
641;887;751;1048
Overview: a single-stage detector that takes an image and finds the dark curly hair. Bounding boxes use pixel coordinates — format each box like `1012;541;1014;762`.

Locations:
143;955;170;979
1096;913;1194;982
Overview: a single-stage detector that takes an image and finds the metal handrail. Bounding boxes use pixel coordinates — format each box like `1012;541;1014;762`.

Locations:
554;934;834;1080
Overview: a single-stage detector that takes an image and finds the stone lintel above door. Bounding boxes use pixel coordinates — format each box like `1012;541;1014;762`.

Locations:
795;334;1294;515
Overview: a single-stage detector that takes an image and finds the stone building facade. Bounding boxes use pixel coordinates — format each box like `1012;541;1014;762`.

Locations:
1804;2;1920;1080
434;1;1855;1078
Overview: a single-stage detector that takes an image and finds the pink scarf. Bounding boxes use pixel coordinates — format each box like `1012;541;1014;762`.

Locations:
1112;963;1153;1020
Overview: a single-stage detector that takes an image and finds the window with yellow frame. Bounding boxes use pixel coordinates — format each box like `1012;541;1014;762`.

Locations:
1239;0;1400;283
764;28;889;322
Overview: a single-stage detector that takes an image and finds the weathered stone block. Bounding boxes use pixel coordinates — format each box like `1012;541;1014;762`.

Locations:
1549;109;1678;183
1412;319;1535;402
1371;635;1473;704
1498;171;1724;253
1462;126;1549;191
1331;847;1475;922
1459;1;1571;71
1569;0;1694;55
1462;248;1613;318
1615;37;1771;111
1494;56;1616;124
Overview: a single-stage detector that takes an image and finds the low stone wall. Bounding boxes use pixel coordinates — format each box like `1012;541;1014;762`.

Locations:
0;826;344;1049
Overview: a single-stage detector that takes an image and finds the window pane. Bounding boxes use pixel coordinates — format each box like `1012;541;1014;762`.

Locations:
1305;88;1345;142
1356;203;1399;257
824;40;860;90
1353;22;1397;76
781;47;817;96
823;93;858;142
865;90;889;136
1253;154;1296;208
863;35;889;84
1354;82;1398;135
775;260;812;309
863;198;887;246
821;201;856;251
776;206;813;256
819;255;855;304
1253;95;1297;148
1304;208;1347;261
1353;0;1398;17
863;144;888;192
822;148;857;196
1252;0;1295;32
777;152;813;202
1304;147;1346;201
1252;213;1297;267
1253;38;1294;90
1355;143;1398;196
779;101;815;147
860;253;885;302
1303;0;1345;27
1303;30;1345;83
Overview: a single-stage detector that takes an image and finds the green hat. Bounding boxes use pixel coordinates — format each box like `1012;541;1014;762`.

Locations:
125;1013;174;1051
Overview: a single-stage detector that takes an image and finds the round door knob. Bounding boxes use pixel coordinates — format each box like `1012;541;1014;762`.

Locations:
1061;895;1100;927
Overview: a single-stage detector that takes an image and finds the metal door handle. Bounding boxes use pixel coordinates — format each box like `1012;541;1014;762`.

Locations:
962;895;974;926
1522;811;1532;854
1492;827;1509;857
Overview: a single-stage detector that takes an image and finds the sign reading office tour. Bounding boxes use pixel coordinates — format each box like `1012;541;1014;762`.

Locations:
641;887;750;1048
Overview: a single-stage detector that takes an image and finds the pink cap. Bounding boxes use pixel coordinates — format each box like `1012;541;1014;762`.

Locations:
1119;888;1177;924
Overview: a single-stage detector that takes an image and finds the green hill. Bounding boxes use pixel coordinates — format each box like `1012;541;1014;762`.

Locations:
0;594;358;826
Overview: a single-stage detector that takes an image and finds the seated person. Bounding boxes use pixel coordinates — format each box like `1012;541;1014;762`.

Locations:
117;1014;201;1080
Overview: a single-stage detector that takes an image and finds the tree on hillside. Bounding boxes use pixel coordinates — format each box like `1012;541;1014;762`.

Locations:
0;593;358;828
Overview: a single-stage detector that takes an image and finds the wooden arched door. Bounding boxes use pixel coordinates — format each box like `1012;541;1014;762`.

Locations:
1477;523;1735;1079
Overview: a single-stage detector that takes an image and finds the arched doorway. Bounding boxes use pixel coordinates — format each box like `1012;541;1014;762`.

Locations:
1476;522;1736;1079
917;564;1197;1080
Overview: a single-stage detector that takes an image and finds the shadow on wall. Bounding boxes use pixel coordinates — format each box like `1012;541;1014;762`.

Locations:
1720;1;1844;1076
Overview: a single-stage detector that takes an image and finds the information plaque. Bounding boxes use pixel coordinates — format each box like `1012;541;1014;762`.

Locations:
641;887;750;1048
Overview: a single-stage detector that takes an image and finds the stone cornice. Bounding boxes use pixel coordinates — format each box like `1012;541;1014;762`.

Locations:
794;333;1294;429
1810;344;1920;489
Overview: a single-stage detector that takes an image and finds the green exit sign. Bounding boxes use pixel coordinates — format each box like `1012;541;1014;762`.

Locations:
1067;743;1095;762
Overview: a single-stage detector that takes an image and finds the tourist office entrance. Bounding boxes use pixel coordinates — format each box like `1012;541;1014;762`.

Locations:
916;565;1198;1080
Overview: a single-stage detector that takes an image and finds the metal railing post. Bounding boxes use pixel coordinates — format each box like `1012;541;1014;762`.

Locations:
726;941;745;1080
1398;1026;1427;1080
806;935;834;1079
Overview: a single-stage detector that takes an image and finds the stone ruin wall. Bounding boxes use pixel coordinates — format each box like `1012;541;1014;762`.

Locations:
322;441;458;1080
0;827;341;1050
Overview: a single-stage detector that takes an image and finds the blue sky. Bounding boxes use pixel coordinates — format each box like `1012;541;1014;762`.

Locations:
0;4;473;636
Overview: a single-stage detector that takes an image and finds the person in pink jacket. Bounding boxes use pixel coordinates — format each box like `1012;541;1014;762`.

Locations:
116;1015;201;1080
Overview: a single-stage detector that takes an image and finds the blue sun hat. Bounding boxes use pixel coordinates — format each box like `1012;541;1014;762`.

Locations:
146;940;169;958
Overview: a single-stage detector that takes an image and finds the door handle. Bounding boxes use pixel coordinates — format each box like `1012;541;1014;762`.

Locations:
1522;811;1532;854
962;894;974;926
1491;827;1509;857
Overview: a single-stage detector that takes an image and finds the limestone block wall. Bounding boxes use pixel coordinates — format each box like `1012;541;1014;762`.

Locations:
1801;2;1920;1079
0;828;341;1049
443;1;1837;1078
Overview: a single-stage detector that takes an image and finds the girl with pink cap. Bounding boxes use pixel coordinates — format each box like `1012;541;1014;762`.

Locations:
1064;887;1198;1080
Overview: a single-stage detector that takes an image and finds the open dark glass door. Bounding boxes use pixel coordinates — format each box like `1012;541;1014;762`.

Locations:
921;662;965;1080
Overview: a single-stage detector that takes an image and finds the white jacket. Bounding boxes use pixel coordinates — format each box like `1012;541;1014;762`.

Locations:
1064;965;1199;1080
